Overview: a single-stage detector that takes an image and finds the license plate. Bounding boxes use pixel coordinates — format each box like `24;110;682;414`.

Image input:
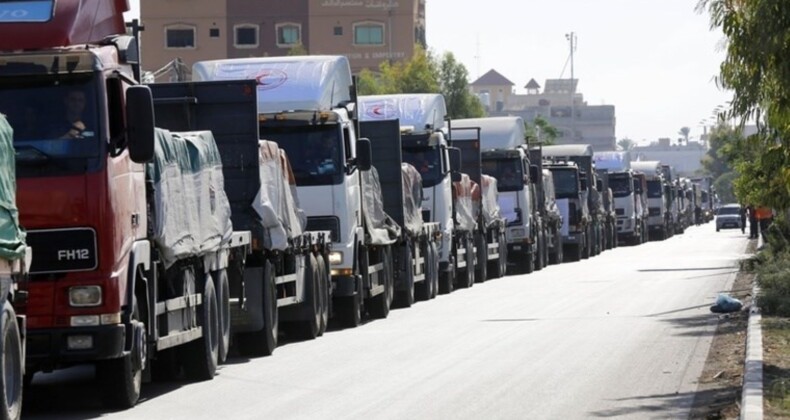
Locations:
513;245;521;251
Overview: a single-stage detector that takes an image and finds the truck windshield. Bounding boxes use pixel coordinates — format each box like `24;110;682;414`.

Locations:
646;180;663;198
0;77;101;165
551;169;579;199
481;158;523;192
261;124;344;186
402;147;443;188
608;174;633;198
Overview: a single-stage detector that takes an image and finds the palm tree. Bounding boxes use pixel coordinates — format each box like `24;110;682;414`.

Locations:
617;138;635;151
678;127;691;145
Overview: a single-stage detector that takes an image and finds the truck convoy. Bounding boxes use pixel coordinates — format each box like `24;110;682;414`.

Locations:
631;160;671;240
594;151;647;246
448;126;508;282
0;115;29;420
148;79;333;356
357;94;473;293
451;117;547;273
358;119;441;304
193;56;397;327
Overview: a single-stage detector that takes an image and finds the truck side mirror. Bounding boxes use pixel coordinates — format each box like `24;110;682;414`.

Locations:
596;179;603;192
529;164;539;183
356;138;372;171
126;85;155;163
449;147;462;182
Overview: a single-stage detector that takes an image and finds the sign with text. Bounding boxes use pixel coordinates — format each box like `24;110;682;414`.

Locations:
0;1;54;23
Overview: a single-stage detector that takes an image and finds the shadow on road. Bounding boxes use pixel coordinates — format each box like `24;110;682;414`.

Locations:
638;266;735;272
588;386;742;418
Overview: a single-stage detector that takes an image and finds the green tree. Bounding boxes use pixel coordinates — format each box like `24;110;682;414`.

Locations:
698;0;790;210
356;68;383;96
286;43;308;56
617;138;635;151
524;116;559;145
438;52;484;119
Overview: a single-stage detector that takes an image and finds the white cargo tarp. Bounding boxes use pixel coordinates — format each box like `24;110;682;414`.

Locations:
451;117;525;150
453;173;476;232
358;94;447;131
192;56;353;113
253;140;307;251
480;175;501;227
148;129;233;268
594;151;631;171
361;167;399;245
401;163;424;237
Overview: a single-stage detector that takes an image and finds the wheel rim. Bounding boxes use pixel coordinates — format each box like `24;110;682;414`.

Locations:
3;320;20;409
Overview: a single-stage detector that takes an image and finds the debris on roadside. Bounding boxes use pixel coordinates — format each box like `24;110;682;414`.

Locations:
710;293;744;313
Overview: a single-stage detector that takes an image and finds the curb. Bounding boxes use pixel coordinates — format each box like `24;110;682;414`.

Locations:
741;233;764;420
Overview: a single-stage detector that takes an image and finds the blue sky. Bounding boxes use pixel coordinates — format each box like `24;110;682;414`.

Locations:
126;1;731;144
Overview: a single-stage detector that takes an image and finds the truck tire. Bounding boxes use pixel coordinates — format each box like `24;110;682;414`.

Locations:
236;261;278;356
291;254;321;340
212;269;231;364
474;234;487;283
315;254;330;337
97;298;142;408
394;243;415;308
368;247;393;319
439;256;454;295
456;237;475;288
0;302;22;420
183;276;219;381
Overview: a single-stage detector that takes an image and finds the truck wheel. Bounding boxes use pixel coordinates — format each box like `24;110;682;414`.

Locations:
315;254;329;336
475;235;487;283
97;299;142;408
212;269;231;364
439;256;454;295
427;242;440;299
394;244;415;308
0;302;22;419
292;254;321;340
236;261;278;356
183;276;219;381
368;247;393;319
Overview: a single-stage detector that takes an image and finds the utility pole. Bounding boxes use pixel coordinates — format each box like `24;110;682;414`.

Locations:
566;32;576;141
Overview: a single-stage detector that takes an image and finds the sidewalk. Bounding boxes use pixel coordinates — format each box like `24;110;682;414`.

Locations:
741;233;764;420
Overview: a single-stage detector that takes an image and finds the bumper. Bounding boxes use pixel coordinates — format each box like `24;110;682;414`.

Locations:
648;224;665;232
717;221;742;230
331;274;357;297
26;324;126;370
562;233;583;245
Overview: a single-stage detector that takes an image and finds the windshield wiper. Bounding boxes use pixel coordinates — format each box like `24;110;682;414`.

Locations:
15;145;50;165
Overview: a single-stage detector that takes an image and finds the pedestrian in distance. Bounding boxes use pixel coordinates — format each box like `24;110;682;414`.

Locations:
739;205;747;234
747;205;758;239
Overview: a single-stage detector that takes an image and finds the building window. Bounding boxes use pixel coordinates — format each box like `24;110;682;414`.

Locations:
353;22;384;46
234;24;259;48
209;28;220;38
276;23;301;47
334;26;343;36
165;26;195;49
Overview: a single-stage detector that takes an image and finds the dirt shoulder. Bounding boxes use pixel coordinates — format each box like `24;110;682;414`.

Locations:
689;240;757;419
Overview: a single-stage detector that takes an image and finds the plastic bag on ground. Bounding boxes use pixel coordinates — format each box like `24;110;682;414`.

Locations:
710;293;743;313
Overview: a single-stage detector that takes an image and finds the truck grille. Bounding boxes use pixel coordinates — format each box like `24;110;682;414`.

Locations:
306;217;340;242
26;228;98;274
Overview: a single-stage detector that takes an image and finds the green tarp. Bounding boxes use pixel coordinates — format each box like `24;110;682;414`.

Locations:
0;114;26;261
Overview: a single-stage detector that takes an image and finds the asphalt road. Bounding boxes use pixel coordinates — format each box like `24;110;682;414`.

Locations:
25;222;750;419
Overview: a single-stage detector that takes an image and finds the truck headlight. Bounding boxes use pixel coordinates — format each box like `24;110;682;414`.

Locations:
328;251;343;266
69;286;102;307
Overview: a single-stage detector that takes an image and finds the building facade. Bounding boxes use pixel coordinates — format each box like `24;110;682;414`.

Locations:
470;71;617;151
140;0;425;79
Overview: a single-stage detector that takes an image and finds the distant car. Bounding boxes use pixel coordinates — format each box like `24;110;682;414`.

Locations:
716;204;743;232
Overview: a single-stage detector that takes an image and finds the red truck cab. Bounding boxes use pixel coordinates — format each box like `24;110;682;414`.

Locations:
0;0;152;388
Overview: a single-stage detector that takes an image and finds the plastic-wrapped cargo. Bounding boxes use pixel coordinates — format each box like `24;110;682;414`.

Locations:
192;56;352;113
451;116;525;150
252;140;307;251
453;173;476;232
361;167;400;245
358;94;447;132
401;163;424;237
147;129;233;268
480;175;501;227
594;151;631;171
0;114;26;261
